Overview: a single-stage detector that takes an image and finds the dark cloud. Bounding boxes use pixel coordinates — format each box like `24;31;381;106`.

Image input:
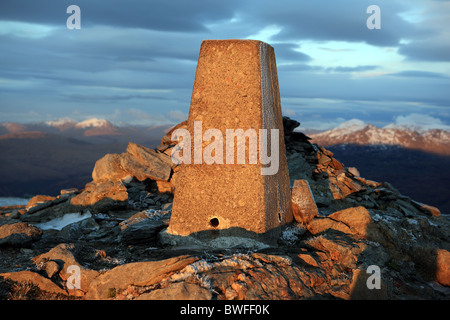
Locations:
0;28;200;91
387;70;448;78
398;41;450;62
272;43;312;62
0;0;449;127
277;64;323;73
64;93;177;103
0;0;239;32
278;69;450;107
237;0;422;47
328;65;378;73
0;0;428;47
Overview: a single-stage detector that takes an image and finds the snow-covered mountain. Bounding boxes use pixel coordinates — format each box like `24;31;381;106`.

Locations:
45;117;115;132
3;118;115;133
74;118;111;129
45;118;77;129
0;118;174;144
309;119;450;156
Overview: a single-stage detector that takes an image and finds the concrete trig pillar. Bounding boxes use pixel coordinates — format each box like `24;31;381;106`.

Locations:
167;39;292;245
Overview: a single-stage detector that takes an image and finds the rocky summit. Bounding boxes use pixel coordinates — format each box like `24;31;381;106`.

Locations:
0;117;449;300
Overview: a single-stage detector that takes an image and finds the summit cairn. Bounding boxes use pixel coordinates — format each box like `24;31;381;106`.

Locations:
166;40;293;245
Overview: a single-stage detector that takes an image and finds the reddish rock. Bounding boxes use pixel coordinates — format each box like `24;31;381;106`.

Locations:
86;255;198;299
26;195;56;209
92;153;128;182
329;158;345;170
0;270;66;295
411;201;441;217
156;180;173;193
308;217;352;235
159;120;188;150
92;142;173;183
307;206;372;238
32;243;99;295
354;176;382;187
435;249;450;286
60;188;79;195
317;153;332;166
297;253;319;267
70;180;128;210
328;206;372;237
291;179;318;225
347;167;360;177
123;142;173;181
0;222;42;247
327;172;364;200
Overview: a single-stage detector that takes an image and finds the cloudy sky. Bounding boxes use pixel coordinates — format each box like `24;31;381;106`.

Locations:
0;0;449;130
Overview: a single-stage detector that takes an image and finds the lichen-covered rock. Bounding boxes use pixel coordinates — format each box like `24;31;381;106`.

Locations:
32;243;99;295
70;180;128;212
92;142;173;183
0;222;42;247
136;282;212;300
0;270;67;295
291;179;318;225
85;255;198;300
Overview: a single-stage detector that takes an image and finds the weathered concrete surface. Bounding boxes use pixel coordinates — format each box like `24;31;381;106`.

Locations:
85;255;198;300
167;40;292;243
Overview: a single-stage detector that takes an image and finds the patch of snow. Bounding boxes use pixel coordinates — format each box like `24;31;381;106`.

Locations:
365;127;399;144
218;254;255;269
35;211;92;230
372;213;400;223
280;223;306;245
183;260;214;274
428;281;450;294
372;213;399;234
94;213;111;220
402;227;417;241
428;220;438;227
45;118;76;127
75;118;109;128
168;259;214;284
143;209;169;221
337;119;367;131
313;119;369;140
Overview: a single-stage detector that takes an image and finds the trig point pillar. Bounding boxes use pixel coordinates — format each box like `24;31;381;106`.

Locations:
167;39;292;245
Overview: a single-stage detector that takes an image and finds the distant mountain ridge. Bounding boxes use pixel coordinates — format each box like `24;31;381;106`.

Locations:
309;119;450;156
305;119;450;214
0;118;173;145
0;118;175;198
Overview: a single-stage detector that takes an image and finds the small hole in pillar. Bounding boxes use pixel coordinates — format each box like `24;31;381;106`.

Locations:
210;218;219;228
